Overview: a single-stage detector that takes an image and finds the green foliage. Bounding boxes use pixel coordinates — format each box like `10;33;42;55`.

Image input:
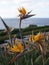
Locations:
0;25;49;43
0;32;6;36
0;49;49;65
44;57;49;65
34;55;43;65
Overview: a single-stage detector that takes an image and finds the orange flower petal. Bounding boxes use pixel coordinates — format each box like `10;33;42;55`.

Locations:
18;7;26;15
17;42;24;52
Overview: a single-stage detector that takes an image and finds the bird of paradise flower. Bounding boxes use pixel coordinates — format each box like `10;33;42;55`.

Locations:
9;7;36;63
29;32;45;65
18;7;36;39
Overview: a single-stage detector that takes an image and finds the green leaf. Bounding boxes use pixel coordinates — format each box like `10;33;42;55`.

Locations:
44;57;49;65
34;55;43;65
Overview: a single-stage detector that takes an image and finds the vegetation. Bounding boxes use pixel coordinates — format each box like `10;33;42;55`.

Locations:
0;7;49;65
0;31;49;65
0;25;49;43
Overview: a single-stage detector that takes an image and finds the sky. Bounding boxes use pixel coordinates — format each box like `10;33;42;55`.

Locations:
0;0;49;18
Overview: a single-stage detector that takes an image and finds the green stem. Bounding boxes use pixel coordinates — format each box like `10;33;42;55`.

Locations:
43;59;44;65
31;58;33;65
19;19;22;39
39;42;44;65
8;32;13;47
14;61;17;65
19;19;25;48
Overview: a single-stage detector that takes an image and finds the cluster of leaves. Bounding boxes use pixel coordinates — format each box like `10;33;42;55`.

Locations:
0;45;49;65
0;31;49;65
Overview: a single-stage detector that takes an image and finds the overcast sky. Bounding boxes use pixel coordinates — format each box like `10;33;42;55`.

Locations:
0;0;49;18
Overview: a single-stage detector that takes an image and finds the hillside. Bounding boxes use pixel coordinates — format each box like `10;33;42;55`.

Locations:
0;25;49;43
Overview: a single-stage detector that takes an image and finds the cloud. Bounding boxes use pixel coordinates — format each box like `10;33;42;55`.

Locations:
37;2;49;7
0;0;49;18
